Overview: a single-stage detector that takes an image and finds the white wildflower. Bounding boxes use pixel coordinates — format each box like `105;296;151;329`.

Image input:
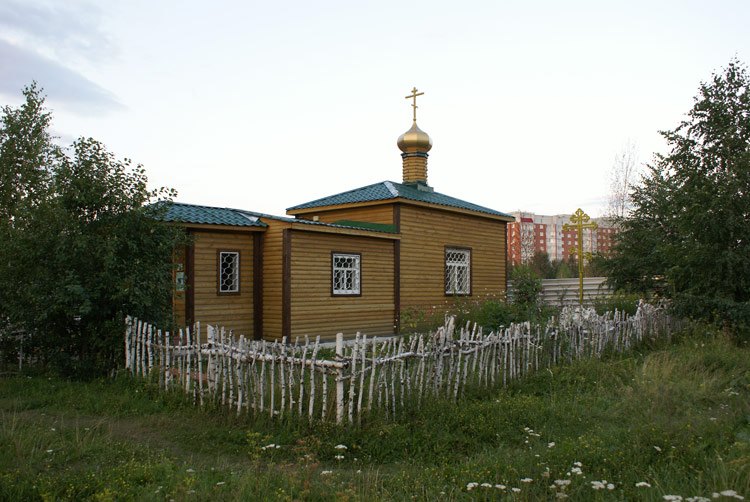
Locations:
186;468;195;473
521;478;533;483
46;449;53;453
548;442;556;448
573;461;582;467
591;481;606;490
663;496;683;501
654;446;662;452
636;482;652;488
556;493;568;499
321;470;332;476
607;483;615;490
571;467;582;475
335;455;344;460
481;483;492;488
512;487;521;493
334;444;347;450
720;491;744;500
495;484;506;489
466;482;478;491
216;481;225;486
555;480;571;487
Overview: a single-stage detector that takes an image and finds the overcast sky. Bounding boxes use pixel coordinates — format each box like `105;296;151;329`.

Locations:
2;0;748;217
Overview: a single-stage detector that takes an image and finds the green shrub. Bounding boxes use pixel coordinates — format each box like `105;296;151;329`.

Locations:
594;291;642;315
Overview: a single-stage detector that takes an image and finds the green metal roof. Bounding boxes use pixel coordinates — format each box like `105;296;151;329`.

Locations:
287;180;513;219
332;220;398;233
234;210;398;234
156;202;268;228
155;202;395;235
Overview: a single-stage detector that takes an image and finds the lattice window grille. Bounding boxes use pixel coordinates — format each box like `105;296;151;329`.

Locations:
219;251;239;293
333;253;360;295
445;248;470;295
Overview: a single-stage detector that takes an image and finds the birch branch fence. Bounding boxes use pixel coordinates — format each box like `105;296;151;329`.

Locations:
124;303;681;425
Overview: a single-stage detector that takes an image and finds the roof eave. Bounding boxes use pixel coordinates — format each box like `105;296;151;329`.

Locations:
287;197;514;222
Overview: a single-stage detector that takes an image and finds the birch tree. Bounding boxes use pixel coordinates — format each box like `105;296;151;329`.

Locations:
606;140;639;219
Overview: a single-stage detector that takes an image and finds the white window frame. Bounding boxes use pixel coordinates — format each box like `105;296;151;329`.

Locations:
445;247;471;295
332;252;361;296
218;250;240;294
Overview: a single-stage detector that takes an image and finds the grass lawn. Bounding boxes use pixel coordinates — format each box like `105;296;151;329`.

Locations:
1;327;749;501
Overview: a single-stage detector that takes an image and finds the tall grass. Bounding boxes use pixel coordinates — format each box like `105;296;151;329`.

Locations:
1;325;748;501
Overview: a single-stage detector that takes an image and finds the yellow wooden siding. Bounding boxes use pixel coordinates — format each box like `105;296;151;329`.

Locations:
399;205;507;312
261;220;290;340
288;231;395;342
192;232;254;337
300;204;395;226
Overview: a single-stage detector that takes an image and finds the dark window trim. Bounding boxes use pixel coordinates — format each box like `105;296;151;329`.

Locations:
444;245;472;297
217;249;241;296
331;251;362;297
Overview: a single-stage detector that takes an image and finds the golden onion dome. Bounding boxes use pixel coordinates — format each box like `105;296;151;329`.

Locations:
397;121;432;152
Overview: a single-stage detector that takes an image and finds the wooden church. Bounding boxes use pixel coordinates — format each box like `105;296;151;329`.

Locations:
162;89;513;341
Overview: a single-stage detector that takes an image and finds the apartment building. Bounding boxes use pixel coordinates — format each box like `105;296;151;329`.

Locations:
507;211;618;266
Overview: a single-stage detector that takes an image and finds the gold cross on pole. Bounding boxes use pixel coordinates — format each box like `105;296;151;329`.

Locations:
405;87;424;122
562;208;598;305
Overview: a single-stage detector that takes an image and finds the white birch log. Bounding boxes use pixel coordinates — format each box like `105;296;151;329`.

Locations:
185;326;192;396
348;333;358;424
367;336;377;412
309;336;320;420
259;340;266;412
357;334;367;423
335;332;344;425
125;317;132;372
269;340;278;417
279;336;287;419
164;330;171;390
196;323;203;406
299;336;308;417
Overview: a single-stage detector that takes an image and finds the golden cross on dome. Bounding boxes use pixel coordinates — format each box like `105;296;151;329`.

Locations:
405;87;424;122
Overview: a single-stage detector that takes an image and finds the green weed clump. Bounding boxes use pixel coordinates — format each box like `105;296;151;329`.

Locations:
594;290;642;315
1;325;749;501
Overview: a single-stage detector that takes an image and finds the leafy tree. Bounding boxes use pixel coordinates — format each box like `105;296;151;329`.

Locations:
0;84;185;376
530;251;553;279
606;60;750;330
0;81;60;224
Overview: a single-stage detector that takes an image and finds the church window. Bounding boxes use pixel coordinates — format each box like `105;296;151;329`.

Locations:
445;247;471;295
218;251;240;294
332;253;361;295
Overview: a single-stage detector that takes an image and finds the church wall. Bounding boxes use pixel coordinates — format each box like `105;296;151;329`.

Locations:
295;203;395;226
261;220;291;341
398;204;508;318
287;230;395;342
191;230;255;338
